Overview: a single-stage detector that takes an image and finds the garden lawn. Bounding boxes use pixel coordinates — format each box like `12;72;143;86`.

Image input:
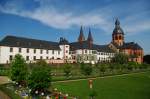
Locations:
53;71;150;99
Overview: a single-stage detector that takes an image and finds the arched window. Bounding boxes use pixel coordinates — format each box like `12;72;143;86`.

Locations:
119;35;122;40
115;36;118;40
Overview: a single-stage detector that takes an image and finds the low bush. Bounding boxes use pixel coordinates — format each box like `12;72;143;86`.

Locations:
0;84;21;99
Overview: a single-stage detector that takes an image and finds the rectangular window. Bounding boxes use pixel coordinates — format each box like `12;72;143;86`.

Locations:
26;56;29;61
85;50;87;54
27;48;29;53
10;47;13;52
19;48;22;53
9;55;13;61
46;50;49;54
66;56;68;59
58;51;60;55
69;51;71;54
66;50;68;53
40;49;43;54
33;56;36;60
46;56;49;59
34;49;36;53
40;56;43;59
52;50;54;54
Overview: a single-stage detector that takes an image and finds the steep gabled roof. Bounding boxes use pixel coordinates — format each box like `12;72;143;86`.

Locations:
70;41;114;53
0;35;60;50
121;42;143;50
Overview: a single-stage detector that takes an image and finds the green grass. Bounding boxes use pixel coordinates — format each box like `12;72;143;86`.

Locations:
53;71;150;99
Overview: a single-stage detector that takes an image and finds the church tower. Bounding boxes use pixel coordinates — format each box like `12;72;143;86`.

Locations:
87;28;93;48
112;18;124;46
78;26;85;43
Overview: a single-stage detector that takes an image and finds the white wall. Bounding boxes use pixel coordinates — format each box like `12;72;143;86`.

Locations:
0;45;115;64
0;46;62;64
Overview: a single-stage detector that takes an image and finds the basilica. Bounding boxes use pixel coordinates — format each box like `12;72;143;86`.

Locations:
0;19;143;64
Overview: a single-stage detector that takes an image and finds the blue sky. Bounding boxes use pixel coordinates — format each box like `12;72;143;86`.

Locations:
0;0;150;54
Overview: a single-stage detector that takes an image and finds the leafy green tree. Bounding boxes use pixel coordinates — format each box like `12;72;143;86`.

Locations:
126;62;135;71
127;62;138;70
139;63;149;70
63;64;72;78
112;53;128;64
97;64;107;75
80;63;93;76
108;63;114;72
144;55;150;64
80;62;85;74
28;65;51;95
10;54;28;86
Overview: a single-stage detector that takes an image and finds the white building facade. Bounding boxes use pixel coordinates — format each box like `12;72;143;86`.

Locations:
0;28;115;64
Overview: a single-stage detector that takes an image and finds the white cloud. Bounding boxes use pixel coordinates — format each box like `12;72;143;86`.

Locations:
0;0;113;33
122;11;150;35
0;0;150;35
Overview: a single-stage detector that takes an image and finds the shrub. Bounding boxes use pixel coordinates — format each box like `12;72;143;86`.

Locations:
28;65;51;95
63;64;72;78
80;63;93;76
10;54;28;86
97;64;107;75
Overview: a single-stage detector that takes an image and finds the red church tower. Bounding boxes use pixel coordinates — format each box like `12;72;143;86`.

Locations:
112;18;124;46
110;18;144;64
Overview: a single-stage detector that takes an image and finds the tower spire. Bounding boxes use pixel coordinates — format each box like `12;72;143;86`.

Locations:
115;18;120;26
78;26;85;42
87;28;93;42
87;28;93;48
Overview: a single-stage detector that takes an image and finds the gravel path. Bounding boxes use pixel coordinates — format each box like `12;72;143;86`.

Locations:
0;90;10;99
0;76;10;99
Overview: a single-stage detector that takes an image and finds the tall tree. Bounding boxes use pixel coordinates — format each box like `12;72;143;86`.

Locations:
10;54;28;86
112;53;128;64
97;64;107;75
144;55;150;64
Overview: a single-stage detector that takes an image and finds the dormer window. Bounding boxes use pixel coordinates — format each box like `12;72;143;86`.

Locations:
16;42;20;46
29;42;31;46
40;44;42;47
